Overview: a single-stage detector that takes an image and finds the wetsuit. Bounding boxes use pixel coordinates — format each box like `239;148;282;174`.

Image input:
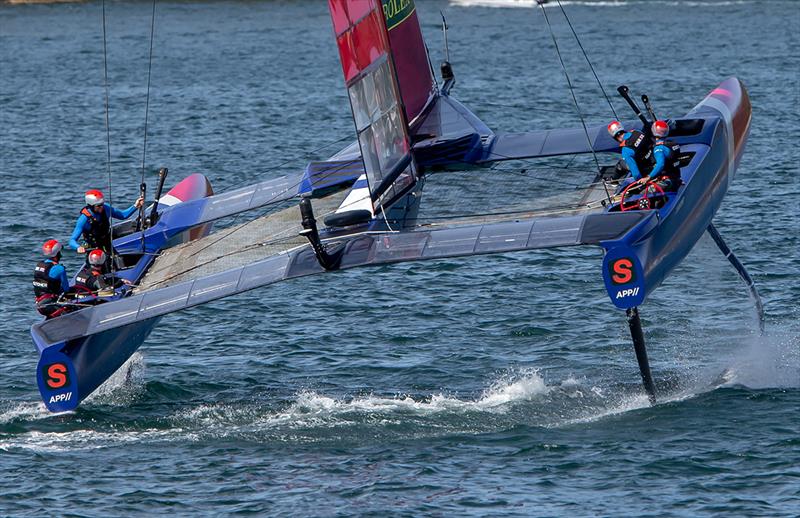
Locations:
648;139;683;192
69;203;137;253
33;258;70;318
620;130;655;180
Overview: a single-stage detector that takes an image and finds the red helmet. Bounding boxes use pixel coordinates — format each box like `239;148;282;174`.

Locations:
607;120;625;138
85;189;104;206
88;248;107;266
42;239;62;258
652;120;669;138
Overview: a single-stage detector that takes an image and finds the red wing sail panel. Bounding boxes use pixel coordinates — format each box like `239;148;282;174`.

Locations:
382;0;435;122
328;0;419;211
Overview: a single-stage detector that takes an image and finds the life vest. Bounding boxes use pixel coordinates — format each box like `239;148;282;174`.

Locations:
655;139;683;184
622;130;655;173
74;265;103;294
80;205;111;251
33;260;63;299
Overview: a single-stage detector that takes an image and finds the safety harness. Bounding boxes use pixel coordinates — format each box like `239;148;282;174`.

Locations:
80;205;111;251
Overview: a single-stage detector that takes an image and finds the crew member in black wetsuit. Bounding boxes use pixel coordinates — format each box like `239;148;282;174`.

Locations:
32;239;71;319
73;249;128;297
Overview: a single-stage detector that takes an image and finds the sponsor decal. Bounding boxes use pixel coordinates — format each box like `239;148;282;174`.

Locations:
615;287;640;299
42;362;70;390
49;392;73;404
382;0;415;30
609;257;636;285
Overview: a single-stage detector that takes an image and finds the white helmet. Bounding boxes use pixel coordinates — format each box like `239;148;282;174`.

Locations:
607;120;625;138
85;189;104;206
42;239;62;258
88;248;107;266
651;120;669;138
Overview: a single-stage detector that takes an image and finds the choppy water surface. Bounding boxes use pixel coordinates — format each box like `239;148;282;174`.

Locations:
1;0;798;515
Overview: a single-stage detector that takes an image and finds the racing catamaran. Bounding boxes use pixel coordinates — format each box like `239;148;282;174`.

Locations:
31;0;761;412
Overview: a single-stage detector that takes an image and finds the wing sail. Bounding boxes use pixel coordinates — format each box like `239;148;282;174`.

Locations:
328;0;420;212
32;211;647;346
381;0;435;122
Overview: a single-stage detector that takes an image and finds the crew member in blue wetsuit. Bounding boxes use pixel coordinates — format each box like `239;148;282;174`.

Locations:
646;120;683;193
607;120;655;184
69;189;143;257
33;239;71;318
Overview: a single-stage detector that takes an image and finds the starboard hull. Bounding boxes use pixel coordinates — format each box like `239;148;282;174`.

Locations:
601;78;752;308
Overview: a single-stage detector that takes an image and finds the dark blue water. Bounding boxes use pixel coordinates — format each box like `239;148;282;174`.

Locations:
1;1;798;515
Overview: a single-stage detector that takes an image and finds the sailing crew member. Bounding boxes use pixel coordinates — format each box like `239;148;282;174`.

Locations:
69;189;144;257
607;120;655;183
33;239;71;318
73;249;129;297
644;120;683;192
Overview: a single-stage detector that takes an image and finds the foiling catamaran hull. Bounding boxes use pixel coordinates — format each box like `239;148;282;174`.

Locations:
600;78;752;309
31;0;757;412
31;78;752;412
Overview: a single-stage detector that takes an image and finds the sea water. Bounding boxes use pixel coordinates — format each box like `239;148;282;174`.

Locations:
1;1;798;515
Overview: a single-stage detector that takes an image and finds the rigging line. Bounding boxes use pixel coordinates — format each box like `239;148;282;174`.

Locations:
140;0;157;185
142;149;609;286
169;148;604;253
145;197;598;292
554;0;619;121
142;189;368;289
479;100;610;118
138;0;157;254
101;0;115;275
488;167;612;191
536;2;611;205
142;149;368;278
145;179;382;290
406;200;603;225
142;174;617;291
152;154;368;266
139;0;157;254
139;132;356;249
561;152;578;170
142;230;303;290
222;132;355;196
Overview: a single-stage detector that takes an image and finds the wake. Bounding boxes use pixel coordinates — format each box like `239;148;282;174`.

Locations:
2;327;795;452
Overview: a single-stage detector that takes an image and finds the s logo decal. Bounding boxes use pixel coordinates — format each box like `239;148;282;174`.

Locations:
43;363;69;390
610;258;635;285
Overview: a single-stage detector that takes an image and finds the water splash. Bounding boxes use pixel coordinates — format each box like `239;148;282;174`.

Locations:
4;345;793;453
0;428;187;454
83;352;147;406
717;329;800;389
0;401;51;425
267;368;550;423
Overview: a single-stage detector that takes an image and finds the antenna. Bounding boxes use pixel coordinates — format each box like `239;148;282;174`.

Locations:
617;85;650;126
440;11;450;63
641;94;657;122
439;11;455;93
